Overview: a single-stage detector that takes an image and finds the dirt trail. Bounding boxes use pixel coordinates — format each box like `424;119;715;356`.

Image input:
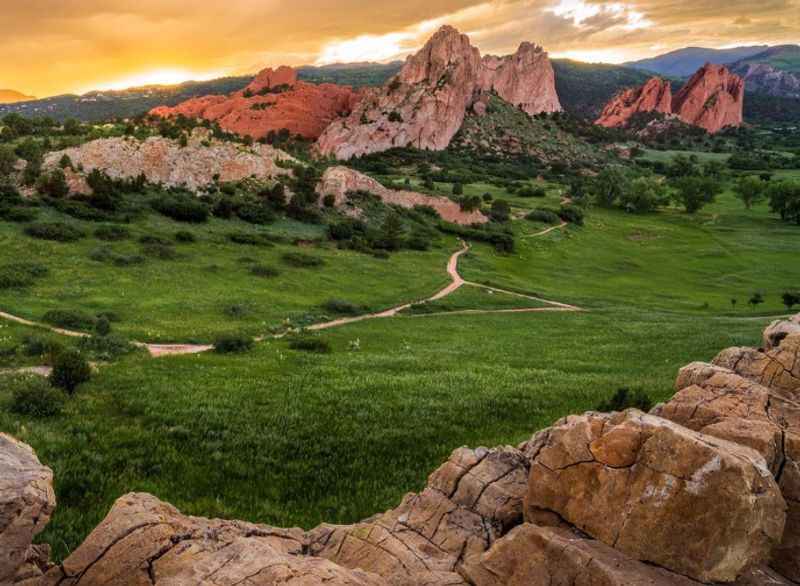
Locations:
0;233;580;359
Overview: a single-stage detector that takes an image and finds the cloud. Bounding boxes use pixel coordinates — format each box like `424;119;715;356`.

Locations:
1;0;798;97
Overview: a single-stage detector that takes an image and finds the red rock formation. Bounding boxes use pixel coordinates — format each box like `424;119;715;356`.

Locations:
317;26;562;160
672;63;745;134
595;77;672;128
595;64;744;134
479;42;562;115
150;66;361;141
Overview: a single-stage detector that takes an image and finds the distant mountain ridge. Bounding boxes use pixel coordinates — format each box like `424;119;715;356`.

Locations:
0;89;35;104
625;46;768;77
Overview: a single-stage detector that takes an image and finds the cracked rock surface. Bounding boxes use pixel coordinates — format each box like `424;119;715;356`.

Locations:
524;410;786;583
39;493;386;586
307;446;529;585
0;434;55;585
712;332;800;395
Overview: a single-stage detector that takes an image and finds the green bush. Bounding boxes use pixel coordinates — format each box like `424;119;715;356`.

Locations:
517;186;547;198
174;230;196;243
77;335;134;361
89;247;146;267
0;263;48;289
596;388;653;413
282;252;324;268
94;225;130;241
526;209;560;225
250;264;280;278
21;335;64;361
228;232;275;247
237;203;276;225
139;234;171;245
42;309;96;331
289;337;332;354
8;375;67;418
151;196;209;223
0;206;37;222
49;349;92;394
323;299;365;315
25;222;85;242
214;333;254;354
141;242;178;260
559;205;584;226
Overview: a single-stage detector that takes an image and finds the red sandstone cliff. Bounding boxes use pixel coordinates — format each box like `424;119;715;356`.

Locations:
672;63;745;134
595;77;672;128
595;64;744;134
316;26;562;160
150;66;361;140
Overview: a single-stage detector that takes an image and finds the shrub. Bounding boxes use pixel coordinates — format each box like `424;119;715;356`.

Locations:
151;196;209;223
141;242;178;260
49;349;92;394
237;203;276;225
223;303;252;318
37;169;70;198
406;233;432;251
526;209;560;224
42;309;96;330
0;207;37;222
250;264;280;278
323;299;365;315
0;263;48;289
289;337;332;354
95;315;111;336
517;186;547;198
94;225;130;241
8;375;67;418
228;232;275;247
77;334;134;361
282;252;324;268
559;205;584;226
489;200;511;223
139;234;171;245
21;335;64;361
214;333;254;354
89;247;146;266
25;222;85;242
174;230;196;243
596;387;653;412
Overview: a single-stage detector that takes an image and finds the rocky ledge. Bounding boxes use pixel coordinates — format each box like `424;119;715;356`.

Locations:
4;314;800;585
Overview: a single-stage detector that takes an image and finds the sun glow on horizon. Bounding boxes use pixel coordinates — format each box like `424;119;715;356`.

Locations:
88;68;228;93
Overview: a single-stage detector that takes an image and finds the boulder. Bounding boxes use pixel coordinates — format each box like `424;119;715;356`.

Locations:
0;434;56;584
41;492;387;586
43;131;297;193
460;523;793;586
316;26;561;160
656;349;800;580
308;446;529;585
672;63;745;134
712;333;800;395
150;66;362;140
595;77;673;128
524;410;786;583
763;314;800;350
316;166;487;226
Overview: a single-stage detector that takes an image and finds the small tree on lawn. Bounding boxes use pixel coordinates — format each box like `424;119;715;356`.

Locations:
783;292;799;312
671;176;721;214
731;298;737;311
733;176;766;210
748;292;765;311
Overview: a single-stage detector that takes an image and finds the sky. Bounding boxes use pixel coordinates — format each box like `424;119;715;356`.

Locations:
2;0;799;98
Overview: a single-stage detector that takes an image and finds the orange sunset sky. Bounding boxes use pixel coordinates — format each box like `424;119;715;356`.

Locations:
3;0;799;97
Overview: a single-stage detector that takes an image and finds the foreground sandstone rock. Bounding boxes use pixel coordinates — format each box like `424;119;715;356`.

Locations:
317;26;561;160
43;130;296;193
150;66;362;140
0;434;55;584
316;166;487;226
38;493;386;586
596;64;744;134
524;410;785;583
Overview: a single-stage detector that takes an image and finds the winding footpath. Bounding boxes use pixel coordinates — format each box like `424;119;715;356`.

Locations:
0;227;580;362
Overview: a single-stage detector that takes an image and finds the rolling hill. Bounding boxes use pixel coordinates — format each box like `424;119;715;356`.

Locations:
625;46;768;77
0;89;35;104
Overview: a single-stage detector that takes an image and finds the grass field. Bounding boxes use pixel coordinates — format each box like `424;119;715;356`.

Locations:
1;156;798;562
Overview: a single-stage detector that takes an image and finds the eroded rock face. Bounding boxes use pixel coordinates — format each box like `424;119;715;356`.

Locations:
712;332;800;395
655;322;800;581
524;410;786;583
316;166;487;225
595;77;672;128
317;26;561;160
151;66;361;140
478;43;562;116
308;446;529;585
41;493;386;586
0;434;55;584
672;63;745;134
595;64;744;134
460;523;793;586
763;314;800;350
43;131;296;193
